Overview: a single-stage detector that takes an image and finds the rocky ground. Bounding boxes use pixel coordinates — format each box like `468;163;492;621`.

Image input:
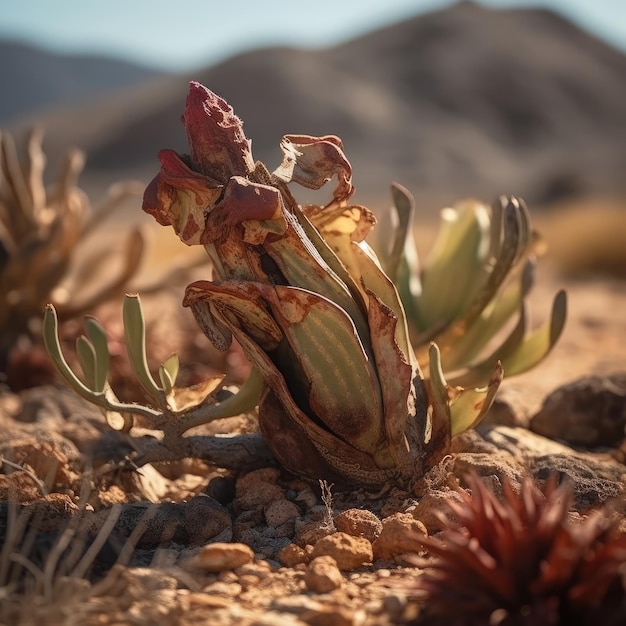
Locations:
1;266;625;625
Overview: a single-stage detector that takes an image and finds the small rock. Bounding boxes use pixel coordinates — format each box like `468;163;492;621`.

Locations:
183;495;233;544
235;481;285;511
238;573;261;589
304;555;343;593
530;374;626;446
236;467;281;492
531;453;626;511
235;507;265;532
186;593;231;609
189;542;254;572
372;513;427;560
273;519;298;539
480;425;576;459
294;485;319;509
277;543;310;567
334;509;382;542
311;532;372;571
408;491;461;533
265;498;301;527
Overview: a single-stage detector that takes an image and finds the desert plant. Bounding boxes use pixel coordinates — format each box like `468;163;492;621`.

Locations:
0;127;145;379
411;474;626;625
373;185;567;387
43;81;505;489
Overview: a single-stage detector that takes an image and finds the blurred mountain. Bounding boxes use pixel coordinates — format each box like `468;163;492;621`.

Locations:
4;1;626;211
0;40;168;122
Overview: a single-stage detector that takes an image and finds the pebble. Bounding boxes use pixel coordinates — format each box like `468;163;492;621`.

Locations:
235;468;286;511
407;490;460;533
235;481;285;510
372;513;428;560
304;555;343;593
311;532;373;570
530;374;626;446
277;543;310;567
265;498;301;527
189;542;254;572
334;508;382;542
236;468;282;491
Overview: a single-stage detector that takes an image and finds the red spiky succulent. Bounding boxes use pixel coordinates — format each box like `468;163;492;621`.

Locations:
411;474;626;625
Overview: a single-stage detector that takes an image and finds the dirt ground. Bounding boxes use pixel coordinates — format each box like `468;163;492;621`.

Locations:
1;214;625;625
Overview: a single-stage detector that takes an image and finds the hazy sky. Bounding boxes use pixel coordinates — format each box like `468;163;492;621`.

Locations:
1;0;624;71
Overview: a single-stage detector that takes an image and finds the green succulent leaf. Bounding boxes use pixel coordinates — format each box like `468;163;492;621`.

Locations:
84;315;110;393
427;343;452;431
270;285;384;455
75;335;97;390
386;183;417;283
353;243;414;361
417;202;492;332
500;289;567;377
447;362;503;436
42;304;104;403
158;354;180;396
122;293;164;401
449;290;567;388
264;213;372;346
427;342;503;437
438;258;536;372
385;185;423;335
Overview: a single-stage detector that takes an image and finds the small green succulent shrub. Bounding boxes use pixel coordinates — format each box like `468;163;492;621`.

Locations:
44;82;566;488
374;185;567;388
